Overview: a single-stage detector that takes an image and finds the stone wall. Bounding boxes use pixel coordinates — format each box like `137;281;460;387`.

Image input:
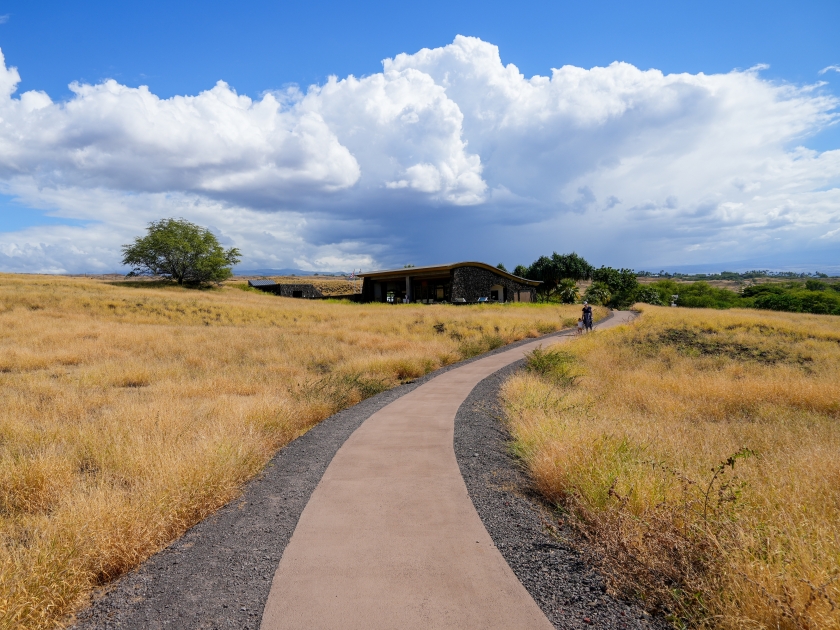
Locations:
275;284;324;299
252;283;324;298
450;266;535;303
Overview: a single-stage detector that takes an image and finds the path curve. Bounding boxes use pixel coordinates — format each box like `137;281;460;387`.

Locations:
261;311;635;630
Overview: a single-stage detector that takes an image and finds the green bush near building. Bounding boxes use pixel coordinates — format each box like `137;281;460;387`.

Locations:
637;280;840;315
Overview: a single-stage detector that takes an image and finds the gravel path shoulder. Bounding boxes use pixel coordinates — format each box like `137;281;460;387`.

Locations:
454;359;670;630
71;327;593;630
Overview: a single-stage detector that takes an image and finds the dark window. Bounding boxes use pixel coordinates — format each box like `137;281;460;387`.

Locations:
292;290;303;298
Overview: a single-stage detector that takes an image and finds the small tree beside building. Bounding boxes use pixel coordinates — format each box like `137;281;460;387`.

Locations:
525;252;593;300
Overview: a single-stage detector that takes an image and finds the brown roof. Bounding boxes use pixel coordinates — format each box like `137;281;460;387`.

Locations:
358;262;540;286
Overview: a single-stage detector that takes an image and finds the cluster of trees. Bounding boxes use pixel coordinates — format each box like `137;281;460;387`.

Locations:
506;253;840;315
644;280;840;315
743;282;840;314
504;252;645;308
637;269;830;280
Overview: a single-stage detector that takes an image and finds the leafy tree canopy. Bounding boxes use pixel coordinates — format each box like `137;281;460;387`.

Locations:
525;252;593;298
552;252;594;282
591;266;639;307
634;286;664;306
512;264;529;278
557;278;580;304
592;266;638;294
584;281;611;306
122;218;241;285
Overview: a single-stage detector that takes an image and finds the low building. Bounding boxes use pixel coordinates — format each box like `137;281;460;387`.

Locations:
247;280;325;298
358;262;539;304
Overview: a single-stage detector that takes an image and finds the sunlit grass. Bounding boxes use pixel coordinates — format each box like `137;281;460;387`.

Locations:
0;273;586;629
502;305;840;629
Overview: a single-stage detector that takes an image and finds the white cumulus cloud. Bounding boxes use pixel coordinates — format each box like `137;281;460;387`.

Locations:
0;55;361;203
299;67;486;205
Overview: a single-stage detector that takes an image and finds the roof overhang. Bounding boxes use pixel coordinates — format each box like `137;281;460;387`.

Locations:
358;262;540;286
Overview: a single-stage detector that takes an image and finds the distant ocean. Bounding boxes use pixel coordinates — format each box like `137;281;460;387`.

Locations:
640;256;840;276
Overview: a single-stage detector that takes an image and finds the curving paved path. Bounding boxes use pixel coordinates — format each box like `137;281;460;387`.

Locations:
261;311;635;630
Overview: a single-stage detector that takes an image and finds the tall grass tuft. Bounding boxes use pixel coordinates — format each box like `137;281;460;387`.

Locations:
525;346;580;387
502;305;840;629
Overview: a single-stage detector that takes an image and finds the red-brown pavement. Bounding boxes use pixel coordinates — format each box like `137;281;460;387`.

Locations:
260;311;635;630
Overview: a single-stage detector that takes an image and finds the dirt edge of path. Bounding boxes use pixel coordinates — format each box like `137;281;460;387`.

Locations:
70;317;612;630
454;359;670;630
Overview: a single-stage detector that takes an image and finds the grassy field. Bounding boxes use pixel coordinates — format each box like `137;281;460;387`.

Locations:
502;306;840;629
0;273;589;629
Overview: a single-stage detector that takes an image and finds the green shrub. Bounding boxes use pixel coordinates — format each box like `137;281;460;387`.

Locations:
805;280;828;291
584;281;611;306
525;346;580;386
592;266;639;308
753;292;801;312
557;278;580;304
798;291;840;315
459;334;506;359
634;286;665;306
642;281;743;309
749;286;840;315
741;284;785;298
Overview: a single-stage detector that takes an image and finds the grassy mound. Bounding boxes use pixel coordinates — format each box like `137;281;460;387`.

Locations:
503;305;840;629
0;274;590;629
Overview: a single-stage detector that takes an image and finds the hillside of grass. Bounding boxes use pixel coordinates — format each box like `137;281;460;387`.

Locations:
0;274;598;630
502;306;840;629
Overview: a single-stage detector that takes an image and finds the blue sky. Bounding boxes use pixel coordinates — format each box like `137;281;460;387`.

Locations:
4;1;838;98
0;1;838;272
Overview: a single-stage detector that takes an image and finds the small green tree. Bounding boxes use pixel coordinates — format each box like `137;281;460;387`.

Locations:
584;281;611;306
496;262;508;272
592;266;638;307
526;252;593;299
634;286;665;305
122;218;241;285
527;256;557;297
557;278;580;304
551;252;593;282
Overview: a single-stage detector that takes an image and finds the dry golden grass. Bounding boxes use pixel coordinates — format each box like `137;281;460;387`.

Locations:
0;273;583;630
502;305;840;629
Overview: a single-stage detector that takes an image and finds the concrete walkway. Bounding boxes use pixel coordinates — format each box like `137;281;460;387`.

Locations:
261;311;635;630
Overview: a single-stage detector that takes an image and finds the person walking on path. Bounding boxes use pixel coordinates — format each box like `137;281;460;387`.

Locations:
582;302;593;332
576;317;584;336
